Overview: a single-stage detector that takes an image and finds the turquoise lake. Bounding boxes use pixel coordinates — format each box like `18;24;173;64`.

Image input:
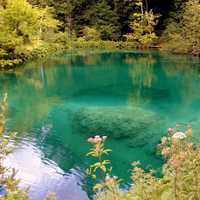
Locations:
0;51;200;199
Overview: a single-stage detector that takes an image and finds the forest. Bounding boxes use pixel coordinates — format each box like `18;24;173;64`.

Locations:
1;1;200;200
0;0;200;68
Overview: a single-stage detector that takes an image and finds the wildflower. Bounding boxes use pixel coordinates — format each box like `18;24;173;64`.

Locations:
161;136;168;145
88;135;107;144
105;175;118;187
102;136;107;141
88;135;101;144
172;132;186;140
187;143;193;149
171;157;181;168
161;147;171;157
168;128;174;135
88;137;95;143
179;152;186;161
132;161;140;167
94;135;102;143
105;174;110;181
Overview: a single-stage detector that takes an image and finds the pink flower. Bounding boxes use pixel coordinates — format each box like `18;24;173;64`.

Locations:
87;135;107;144
87;137;94;143
171;157;181;168
187;143;193;149
161;147;171;157
105;175;118;186
179;152;186;160
172;132;186;140
168;128;174;135
94;135;102;143
161;136;168;145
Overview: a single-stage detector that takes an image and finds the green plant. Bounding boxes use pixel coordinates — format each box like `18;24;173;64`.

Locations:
125;0;160;48
0;93;29;199
82;26;101;41
88;126;200;200
87;136;111;181
0;93;59;199
162;0;200;56
87;136;123;200
0;0;62;68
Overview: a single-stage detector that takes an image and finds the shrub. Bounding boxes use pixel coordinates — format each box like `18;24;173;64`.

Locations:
71;39;137;50
0;94;29;199
125;0;160;48
82;27;101;41
87;126;200;200
0;94;58;200
0;0;62;68
162;0;200;56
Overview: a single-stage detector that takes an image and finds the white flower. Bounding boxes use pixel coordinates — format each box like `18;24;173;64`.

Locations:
105;174;110;181
102;136;107;141
168;128;174;134
94;135;102;142
161;136;167;144
172;132;186;140
88;135;107;144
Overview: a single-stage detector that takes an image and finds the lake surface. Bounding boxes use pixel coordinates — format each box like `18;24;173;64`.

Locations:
0;51;200;199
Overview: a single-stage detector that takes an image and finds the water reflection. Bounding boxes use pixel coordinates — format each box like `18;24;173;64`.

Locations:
128;54;156;88
5;140;89;200
127;53;157;107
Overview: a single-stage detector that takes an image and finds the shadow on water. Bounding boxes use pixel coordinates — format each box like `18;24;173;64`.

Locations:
0;51;200;199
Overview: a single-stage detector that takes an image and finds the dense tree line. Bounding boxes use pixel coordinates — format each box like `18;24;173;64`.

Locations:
28;0;175;40
0;0;66;68
0;0;199;68
163;0;200;55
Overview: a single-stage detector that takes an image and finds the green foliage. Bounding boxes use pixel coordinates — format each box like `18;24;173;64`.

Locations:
87;0;120;40
0;94;59;199
182;0;200;55
28;0;173;42
0;94;29;199
87;136;112;182
162;0;200;56
0;0;197;62
88;126;200;200
82;27;101;41
0;0;61;68
72;40;137;50
87;135;124;200
126;0;160;48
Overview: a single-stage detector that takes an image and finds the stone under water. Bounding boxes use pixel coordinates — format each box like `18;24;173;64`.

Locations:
72;106;164;147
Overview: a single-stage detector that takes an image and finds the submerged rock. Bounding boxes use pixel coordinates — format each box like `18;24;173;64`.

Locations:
72;106;163;146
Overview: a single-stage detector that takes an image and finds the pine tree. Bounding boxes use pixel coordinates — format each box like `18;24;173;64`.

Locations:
88;0;120;40
163;0;200;55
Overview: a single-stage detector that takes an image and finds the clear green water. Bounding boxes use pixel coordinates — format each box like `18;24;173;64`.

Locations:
0;51;200;200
